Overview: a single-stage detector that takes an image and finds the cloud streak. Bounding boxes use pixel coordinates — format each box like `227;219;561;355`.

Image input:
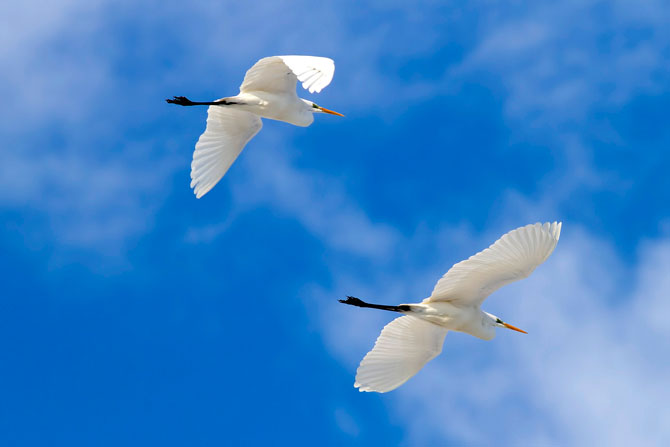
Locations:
451;0;670;125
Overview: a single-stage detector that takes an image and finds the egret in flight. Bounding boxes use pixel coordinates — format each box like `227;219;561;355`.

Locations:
340;222;562;393
167;55;343;198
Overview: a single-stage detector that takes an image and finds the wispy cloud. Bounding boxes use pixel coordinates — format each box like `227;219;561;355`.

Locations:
183;126;402;262
3;1;669;443
0;0;425;264
382;225;669;445
207;2;670;440
304;194;670;445
452;0;670;125
0;1;186;263
229;129;400;259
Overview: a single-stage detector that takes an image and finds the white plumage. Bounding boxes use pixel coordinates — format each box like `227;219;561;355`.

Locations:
355;316;448;393
341;222;562;393
190;107;262;197
168;55;342;198
239;55;334;95
427;221;562;306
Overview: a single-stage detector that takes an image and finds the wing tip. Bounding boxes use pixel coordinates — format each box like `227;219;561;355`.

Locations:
542;220;562;241
533;221;562;241
356;388;375;393
191;182;212;199
278;55;335;94
354;381;385;393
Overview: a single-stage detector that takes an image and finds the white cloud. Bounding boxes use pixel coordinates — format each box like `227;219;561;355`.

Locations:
0;0;423;263
3;2;668;442
452;0;670;125
0;1;183;262
5;0;667;261
225;101;670;445
0;138;179;265
210;91;670;443
180;2;670;444
228;128;400;259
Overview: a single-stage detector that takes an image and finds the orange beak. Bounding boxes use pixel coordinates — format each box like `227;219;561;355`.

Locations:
318;106;344;117
503;322;528;334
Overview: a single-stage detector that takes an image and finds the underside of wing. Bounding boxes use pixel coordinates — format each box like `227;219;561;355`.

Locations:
239;55;334;94
190;105;262;198
425;222;562;306
355;316;448;393
278;55;335;93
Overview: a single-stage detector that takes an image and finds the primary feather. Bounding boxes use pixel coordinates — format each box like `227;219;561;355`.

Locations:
426;222;562;305
190;106;262;199
240;55;335;94
355;316;448;393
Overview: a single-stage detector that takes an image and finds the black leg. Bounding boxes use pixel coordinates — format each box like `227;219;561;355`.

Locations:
339;296;410;313
166;96;198;106
166;96;239;106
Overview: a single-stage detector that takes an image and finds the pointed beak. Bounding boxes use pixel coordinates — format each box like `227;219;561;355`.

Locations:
503;322;528;334
318;106;344;117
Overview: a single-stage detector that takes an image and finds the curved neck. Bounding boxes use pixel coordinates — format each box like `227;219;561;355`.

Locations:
468;311;497;341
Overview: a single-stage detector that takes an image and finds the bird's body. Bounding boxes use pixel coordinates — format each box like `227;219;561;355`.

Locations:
221;92;315;127
340;222;562;393
406;301;496;340
167;55;342;198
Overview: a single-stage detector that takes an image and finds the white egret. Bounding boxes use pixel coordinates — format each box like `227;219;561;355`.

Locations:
340;222;562;393
167;55;343;198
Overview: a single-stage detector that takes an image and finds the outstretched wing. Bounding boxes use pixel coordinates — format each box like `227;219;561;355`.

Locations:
190;104;262;198
425;222;562;306
355;316;448;393
239;55;335;95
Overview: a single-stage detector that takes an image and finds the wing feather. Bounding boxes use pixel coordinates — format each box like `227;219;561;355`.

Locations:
355;316;448;393
189;105;262;198
425;222;562;305
239;55;334;94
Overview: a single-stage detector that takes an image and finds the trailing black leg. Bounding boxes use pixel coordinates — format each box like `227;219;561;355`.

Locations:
165;96;239;106
339;296;410;312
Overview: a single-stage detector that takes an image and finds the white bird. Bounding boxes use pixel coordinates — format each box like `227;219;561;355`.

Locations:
167;55;343;198
340;222;562;393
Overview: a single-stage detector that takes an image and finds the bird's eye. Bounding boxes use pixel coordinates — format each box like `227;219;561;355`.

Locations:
312;103;319;108
496;318;503;324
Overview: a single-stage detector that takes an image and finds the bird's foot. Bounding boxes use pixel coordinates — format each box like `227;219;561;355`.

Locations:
339;296;366;306
166;96;195;106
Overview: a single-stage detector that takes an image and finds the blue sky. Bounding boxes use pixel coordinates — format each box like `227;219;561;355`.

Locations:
2;0;670;445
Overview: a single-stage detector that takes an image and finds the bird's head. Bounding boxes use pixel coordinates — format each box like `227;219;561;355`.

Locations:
484;312;527;334
302;99;344;116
